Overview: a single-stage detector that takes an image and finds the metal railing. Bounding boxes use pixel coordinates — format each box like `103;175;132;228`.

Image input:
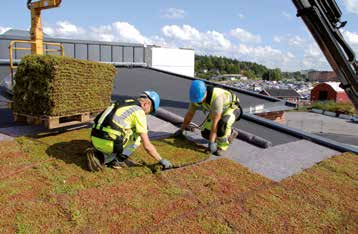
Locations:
8;40;64;86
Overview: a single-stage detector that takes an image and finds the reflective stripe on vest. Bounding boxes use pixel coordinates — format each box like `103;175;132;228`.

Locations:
96;104;116;129
200;87;239;112
93;101;142;138
112;105;143;130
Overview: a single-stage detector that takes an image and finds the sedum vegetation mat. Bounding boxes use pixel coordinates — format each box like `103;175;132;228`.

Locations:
13;55;116;116
0;128;357;233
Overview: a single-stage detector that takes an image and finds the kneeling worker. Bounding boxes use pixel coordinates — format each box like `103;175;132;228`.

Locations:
174;80;241;156
87;91;172;171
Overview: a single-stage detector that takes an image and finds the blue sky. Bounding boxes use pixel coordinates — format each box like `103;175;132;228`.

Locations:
1;0;357;71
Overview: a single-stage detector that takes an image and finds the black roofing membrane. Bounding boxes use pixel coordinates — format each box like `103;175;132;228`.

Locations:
114;67;299;146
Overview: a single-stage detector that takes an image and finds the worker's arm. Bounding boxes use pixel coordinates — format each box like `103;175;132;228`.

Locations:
140;133;162;161
140;133;172;169
209;112;222;143
180;110;195;130
173;109;195;138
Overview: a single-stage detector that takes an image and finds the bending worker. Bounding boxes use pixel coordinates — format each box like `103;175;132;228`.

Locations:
174;80;241;156
87;91;173;171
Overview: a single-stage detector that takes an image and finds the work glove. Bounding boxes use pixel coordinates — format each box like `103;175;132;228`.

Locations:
173;129;184;138
159;159;173;169
208;142;217;154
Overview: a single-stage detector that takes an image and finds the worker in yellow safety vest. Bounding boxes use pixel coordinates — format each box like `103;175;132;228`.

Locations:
87;91;173;171
174;80;242;156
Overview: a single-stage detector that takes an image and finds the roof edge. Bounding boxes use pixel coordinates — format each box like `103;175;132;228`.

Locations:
243;113;358;154
146;67;285;103
0;34;144;47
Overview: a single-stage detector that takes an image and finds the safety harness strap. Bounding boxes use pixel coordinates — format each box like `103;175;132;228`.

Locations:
205;86;215;105
206;86;239;108
93;100;140;134
92;99;141;154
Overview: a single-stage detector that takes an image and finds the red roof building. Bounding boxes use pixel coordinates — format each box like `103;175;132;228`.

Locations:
311;82;350;103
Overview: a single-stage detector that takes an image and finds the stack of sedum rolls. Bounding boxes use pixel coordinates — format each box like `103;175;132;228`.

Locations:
13;55;116;116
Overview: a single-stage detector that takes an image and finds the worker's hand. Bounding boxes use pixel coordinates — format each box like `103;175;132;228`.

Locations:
173;129;184;138
159;159;173;169
208;142;217;154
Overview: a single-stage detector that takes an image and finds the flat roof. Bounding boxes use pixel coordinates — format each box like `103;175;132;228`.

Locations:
1;65;356;152
113;67;300;146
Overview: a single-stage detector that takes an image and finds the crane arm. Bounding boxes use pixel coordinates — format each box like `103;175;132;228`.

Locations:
27;0;62;10
292;0;358;110
27;0;62;55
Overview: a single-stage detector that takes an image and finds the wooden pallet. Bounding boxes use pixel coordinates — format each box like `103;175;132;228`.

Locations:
13;112;100;129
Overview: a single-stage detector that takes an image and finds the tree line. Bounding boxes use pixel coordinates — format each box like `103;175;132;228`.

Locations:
195;55;284;81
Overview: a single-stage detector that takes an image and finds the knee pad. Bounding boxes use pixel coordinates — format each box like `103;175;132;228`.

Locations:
217;115;230;137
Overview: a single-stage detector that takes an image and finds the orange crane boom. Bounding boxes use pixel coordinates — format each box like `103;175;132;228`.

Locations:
27;0;62;55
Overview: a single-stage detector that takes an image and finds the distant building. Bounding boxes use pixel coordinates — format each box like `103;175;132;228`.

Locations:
308;71;337;82
146;46;195;77
0;29;195;77
260;88;301;103
311;82;350;103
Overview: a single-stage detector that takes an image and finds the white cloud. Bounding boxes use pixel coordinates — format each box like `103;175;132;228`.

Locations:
302;43;330;70
44;21;151;44
44;21;85;38
90;25;115;42
160;25;304;70
162;25;231;52
273;35;306;48
287;36;306;47
162;24;201;41
282;11;292;19
342;0;358;14
273;36;282;43
37;21;338;71
230;28;261;43
111;22;150;44
341;30;358;51
161;8;186;19
204;31;232;50
0;26;11;35
238;13;245;19
234;44;297;70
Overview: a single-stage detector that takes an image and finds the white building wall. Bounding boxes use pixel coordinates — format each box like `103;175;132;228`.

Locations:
149;47;195;77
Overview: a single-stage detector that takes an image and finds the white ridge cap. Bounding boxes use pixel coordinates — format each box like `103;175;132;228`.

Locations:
324;82;344;92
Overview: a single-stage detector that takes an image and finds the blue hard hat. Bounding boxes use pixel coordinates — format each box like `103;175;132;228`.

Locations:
190;80;206;103
143;90;160;114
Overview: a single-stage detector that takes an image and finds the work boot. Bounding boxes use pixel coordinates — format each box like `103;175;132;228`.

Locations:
107;154;129;169
214;148;225;156
86;148;104;172
107;159;126;170
228;129;238;144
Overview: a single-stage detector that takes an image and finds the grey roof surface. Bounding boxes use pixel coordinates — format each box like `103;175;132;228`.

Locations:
183;130;339;181
0;66;9;80
113;67;300;146
225;139;339;181
2;29;50;37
